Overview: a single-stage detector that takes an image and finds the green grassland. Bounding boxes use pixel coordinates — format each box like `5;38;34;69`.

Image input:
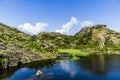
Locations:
58;49;89;60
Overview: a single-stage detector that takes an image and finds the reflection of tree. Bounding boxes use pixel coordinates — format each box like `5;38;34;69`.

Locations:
78;55;106;75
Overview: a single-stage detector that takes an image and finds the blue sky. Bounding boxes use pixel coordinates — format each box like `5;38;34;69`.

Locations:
0;0;120;35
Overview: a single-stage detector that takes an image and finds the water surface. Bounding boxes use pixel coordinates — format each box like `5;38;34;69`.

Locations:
1;54;120;80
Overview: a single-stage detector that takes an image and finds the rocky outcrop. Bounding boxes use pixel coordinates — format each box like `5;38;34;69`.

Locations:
91;25;107;49
0;49;57;69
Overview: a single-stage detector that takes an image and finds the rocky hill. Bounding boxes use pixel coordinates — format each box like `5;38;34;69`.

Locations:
74;25;120;52
34;32;73;49
0;23;57;69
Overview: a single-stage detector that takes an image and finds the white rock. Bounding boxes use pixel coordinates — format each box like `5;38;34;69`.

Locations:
36;70;43;77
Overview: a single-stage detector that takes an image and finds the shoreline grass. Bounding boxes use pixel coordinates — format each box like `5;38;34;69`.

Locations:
58;49;89;60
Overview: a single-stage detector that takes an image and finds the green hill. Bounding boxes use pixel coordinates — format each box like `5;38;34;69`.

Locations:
74;25;120;52
0;23;57;68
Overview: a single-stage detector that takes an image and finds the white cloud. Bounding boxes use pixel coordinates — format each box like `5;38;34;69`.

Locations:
55;17;78;34
17;22;48;35
20;68;29;72
80;20;93;27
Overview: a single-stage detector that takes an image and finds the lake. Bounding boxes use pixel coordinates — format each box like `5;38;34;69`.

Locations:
1;54;120;80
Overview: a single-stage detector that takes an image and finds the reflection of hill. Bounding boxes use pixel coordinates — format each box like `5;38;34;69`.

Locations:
0;59;55;79
79;54;120;76
105;55;120;72
0;66;20;79
78;55;106;75
22;59;55;69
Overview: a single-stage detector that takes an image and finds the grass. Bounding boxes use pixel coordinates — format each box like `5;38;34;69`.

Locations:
58;49;89;60
58;49;89;56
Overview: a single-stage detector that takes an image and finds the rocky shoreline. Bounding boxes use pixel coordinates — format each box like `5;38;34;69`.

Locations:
0;51;58;70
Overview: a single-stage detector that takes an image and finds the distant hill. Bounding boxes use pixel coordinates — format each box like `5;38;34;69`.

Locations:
34;32;73;49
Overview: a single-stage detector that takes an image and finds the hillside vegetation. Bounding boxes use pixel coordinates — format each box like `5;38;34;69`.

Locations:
74;25;120;53
0;23;57;68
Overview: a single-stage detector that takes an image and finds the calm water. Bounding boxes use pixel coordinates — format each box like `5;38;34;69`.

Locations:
1;54;120;80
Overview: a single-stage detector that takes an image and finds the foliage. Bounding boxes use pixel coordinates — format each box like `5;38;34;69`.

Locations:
0;57;7;64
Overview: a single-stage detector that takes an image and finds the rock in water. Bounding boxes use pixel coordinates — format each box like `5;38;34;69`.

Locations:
36;70;43;77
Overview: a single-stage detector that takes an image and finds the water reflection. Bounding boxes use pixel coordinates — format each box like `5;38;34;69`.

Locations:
0;66;19;79
0;59;55;80
60;61;77;77
79;54;120;76
1;54;120;80
79;55;106;75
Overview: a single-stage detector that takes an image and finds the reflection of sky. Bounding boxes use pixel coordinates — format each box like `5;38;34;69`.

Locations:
60;61;77;77
107;72;120;80
5;68;36;80
59;60;105;80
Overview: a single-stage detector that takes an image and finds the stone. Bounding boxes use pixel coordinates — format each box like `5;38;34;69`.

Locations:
36;70;43;77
